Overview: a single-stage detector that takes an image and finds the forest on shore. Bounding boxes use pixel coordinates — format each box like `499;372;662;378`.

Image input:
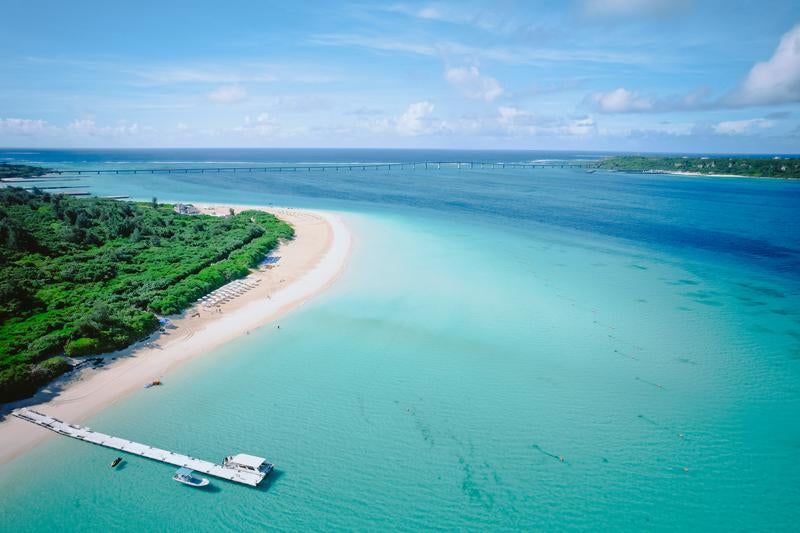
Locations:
0;163;51;180
0;186;293;403
598;156;800;178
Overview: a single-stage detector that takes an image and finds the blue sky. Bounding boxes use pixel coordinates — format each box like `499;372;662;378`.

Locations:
1;0;799;152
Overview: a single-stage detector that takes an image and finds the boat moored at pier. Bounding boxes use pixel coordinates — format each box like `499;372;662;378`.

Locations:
12;408;273;487
173;468;210;487
223;453;274;482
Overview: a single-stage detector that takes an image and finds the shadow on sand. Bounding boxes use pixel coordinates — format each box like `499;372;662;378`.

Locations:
0;318;188;422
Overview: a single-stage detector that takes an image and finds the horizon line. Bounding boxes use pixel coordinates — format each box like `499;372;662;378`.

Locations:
2;147;799;157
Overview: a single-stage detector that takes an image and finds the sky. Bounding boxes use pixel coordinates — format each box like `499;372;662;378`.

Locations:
1;0;799;153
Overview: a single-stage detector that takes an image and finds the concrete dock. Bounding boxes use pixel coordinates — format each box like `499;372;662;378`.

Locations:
12;408;267;486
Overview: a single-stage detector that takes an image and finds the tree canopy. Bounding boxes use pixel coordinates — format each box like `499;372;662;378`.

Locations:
598;156;800;179
0;187;293;402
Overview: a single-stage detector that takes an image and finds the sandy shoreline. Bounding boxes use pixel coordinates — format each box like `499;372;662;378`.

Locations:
0;204;351;465
667;170;755;178
656;170;794;180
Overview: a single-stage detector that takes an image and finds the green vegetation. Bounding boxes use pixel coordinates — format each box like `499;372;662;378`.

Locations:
0;163;52;179
0;187;293;403
598;156;800;179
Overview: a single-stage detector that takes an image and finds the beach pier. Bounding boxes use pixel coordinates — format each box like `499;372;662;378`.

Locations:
12;408;269;486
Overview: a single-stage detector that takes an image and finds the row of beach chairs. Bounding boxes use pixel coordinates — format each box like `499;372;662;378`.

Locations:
197;278;262;308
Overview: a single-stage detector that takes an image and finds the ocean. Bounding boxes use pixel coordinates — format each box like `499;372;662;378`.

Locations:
1;149;798;531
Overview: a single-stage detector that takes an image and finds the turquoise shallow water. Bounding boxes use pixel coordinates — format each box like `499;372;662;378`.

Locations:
1;150;799;531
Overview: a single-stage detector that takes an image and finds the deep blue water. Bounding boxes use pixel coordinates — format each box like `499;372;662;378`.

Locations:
4;148;800;277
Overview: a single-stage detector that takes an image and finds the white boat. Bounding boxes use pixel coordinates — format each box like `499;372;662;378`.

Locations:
223;453;274;482
173;467;210;487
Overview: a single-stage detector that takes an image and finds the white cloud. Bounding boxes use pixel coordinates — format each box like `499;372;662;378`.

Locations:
0;118;55;136
712;118;775;135
235;113;276;135
382;3;560;43
309;34;437;56
396;101;438;135
445;66;504;101
0;117;147;141
268;94;331;113
311;33;649;65
68;119;96;133
143;68;251;84
383;4;454;23
564;116;597;137
225;113;313;139
580;0;692;19
129;62;334;86
208;84;248;103
417;6;441;20
497;106;523;125
583;86;719;114
584;25;800;114
726;24;800;106
496;106;596;137
68;119;141;137
584;87;654;112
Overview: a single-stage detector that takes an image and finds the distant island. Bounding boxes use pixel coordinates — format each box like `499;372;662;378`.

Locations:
0;163;52;180
0;187;293;403
598;156;800;179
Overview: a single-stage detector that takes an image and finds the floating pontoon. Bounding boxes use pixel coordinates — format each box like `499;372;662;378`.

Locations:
12;408;273;487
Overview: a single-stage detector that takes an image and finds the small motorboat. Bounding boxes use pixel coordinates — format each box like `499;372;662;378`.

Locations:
143;379;162;389
110;457;122;468
173;467;210;488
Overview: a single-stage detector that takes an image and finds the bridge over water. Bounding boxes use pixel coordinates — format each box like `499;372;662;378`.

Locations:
49;161;599;176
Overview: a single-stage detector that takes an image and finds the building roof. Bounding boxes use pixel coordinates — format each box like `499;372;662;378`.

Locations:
230;453;266;468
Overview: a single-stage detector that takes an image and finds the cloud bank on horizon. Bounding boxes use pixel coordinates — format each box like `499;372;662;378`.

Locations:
1;0;799;152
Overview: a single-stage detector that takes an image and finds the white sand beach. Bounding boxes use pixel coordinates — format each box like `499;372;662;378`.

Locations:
667;170;752;178
0;205;351;465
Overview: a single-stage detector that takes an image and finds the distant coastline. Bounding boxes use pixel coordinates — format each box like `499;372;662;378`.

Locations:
597;155;800;179
0;163;51;180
